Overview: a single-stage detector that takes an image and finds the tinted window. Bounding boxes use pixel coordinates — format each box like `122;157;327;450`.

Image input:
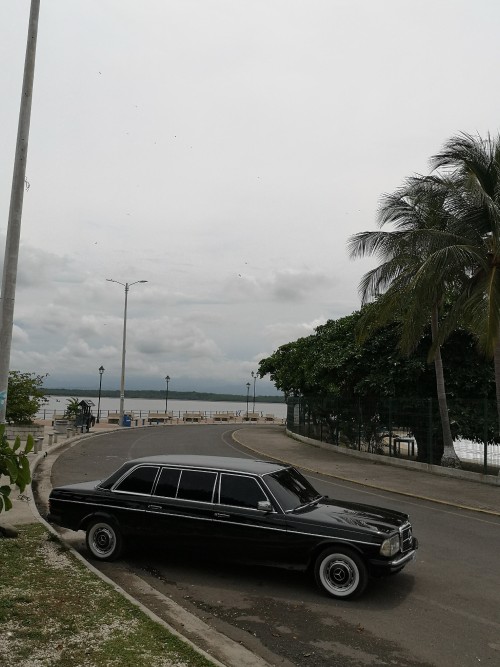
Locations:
219;474;267;509
115;466;159;495
154;467;181;498
264;467;320;511
177;470;217;502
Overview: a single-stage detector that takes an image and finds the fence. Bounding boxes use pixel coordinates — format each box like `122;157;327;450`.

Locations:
35;408;283;424
286;395;500;475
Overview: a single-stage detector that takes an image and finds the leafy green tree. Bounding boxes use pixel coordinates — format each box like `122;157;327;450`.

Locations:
0;424;33;513
348;176;463;465
5;371;47;425
260;309;425;400
259;308;495;463
430;132;500;428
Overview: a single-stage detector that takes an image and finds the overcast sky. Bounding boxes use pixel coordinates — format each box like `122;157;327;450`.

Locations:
1;0;500;395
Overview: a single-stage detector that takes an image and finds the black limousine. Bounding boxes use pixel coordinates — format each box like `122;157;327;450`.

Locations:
48;455;417;599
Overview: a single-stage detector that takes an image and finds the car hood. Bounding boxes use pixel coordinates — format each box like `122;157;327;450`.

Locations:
287;498;408;536
50;480;102;495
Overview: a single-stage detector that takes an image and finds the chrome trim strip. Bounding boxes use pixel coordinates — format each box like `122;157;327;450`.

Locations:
285;528;376;546
52;498;213;522
53;497;378;545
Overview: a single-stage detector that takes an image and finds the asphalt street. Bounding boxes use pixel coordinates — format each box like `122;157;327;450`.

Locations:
33;423;500;667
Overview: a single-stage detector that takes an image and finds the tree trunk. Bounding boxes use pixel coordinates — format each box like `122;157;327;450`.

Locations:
431;305;461;467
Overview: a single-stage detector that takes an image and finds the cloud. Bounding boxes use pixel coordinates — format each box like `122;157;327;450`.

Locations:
263;317;327;351
135;318;222;360
222;267;333;303
3;1;500;394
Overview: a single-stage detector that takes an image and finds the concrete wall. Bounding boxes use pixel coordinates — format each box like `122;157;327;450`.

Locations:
287;429;500;486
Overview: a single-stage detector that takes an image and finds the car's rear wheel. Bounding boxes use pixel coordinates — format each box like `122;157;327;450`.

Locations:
314;546;368;599
86;520;123;561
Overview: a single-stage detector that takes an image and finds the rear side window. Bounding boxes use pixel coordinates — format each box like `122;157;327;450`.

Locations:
219;474;267;509
155;467;181;498
115;466;159;495
177;470;217;502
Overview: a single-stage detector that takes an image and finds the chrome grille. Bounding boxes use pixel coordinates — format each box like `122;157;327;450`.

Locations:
400;523;413;553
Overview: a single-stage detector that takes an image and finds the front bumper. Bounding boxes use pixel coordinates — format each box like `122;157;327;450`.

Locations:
369;537;418;572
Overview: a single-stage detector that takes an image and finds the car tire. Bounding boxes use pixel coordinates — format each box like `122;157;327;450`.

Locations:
86;519;123;561
314;546;368;599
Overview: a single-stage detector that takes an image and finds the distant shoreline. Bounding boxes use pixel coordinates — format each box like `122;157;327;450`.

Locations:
42;387;285;404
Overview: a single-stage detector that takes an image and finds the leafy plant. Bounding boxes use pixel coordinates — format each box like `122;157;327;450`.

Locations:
0;424;33;513
64;397;80;420
5;371;48;425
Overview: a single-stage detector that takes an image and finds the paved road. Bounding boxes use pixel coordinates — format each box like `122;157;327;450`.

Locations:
47;425;500;667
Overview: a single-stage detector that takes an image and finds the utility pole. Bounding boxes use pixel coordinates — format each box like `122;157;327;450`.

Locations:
0;0;41;423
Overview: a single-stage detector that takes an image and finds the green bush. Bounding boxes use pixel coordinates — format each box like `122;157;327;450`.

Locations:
5;371;47;425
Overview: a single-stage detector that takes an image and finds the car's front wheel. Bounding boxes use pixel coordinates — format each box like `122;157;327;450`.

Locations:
314;546;368;599
86;520;123;561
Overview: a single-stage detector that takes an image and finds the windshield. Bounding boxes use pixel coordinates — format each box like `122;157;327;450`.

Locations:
264;467;321;512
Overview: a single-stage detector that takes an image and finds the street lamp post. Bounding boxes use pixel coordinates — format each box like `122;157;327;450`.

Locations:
165;375;170;414
97;365;105;423
0;0;40;424
106;279;147;425
251;371;257;415
246;382;250;421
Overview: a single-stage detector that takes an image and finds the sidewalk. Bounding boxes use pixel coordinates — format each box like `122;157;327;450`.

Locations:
233;425;500;517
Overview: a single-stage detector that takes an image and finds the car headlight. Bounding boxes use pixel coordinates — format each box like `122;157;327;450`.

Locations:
380;534;400;557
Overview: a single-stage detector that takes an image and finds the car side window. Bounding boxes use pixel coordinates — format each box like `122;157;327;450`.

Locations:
177;470;217;502
115;466;159;495
219;474;268;509
154;467;181;498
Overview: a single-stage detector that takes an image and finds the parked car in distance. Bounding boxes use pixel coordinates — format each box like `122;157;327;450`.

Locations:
48;455;417;599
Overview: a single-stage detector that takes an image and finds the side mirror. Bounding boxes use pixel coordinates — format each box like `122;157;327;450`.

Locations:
258;500;273;512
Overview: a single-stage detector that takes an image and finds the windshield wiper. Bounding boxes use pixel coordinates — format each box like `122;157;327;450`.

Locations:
292;495;324;511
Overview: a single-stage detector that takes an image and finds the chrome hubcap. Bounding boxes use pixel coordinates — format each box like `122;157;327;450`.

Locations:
92;527;114;555
322;556;358;594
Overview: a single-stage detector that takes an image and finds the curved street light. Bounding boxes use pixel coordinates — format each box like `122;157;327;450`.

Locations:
251;370;257;415
106;279;148;425
97;365;105;423
165;375;170;414
246;382;251;421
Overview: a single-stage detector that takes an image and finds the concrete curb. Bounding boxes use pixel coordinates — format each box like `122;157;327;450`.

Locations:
287;430;500;486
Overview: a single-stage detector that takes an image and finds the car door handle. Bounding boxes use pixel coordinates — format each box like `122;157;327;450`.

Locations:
214;512;230;519
148;504;163;511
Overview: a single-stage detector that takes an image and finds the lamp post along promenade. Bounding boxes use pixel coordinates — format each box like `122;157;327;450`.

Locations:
106;279;147;426
165;375;170;414
0;1;40;423
251;370;257;415
97;366;105;423
246;382;250;420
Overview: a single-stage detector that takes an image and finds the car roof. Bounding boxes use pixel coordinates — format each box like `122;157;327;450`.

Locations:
126;455;288;475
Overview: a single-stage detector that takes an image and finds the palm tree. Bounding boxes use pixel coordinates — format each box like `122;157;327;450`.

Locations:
348;175;462;466
430;132;500;430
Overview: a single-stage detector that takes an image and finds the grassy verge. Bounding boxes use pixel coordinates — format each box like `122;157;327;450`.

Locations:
0;523;216;667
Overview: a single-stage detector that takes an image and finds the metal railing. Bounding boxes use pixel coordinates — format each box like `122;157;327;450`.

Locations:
36;408;283;423
286;396;500;475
